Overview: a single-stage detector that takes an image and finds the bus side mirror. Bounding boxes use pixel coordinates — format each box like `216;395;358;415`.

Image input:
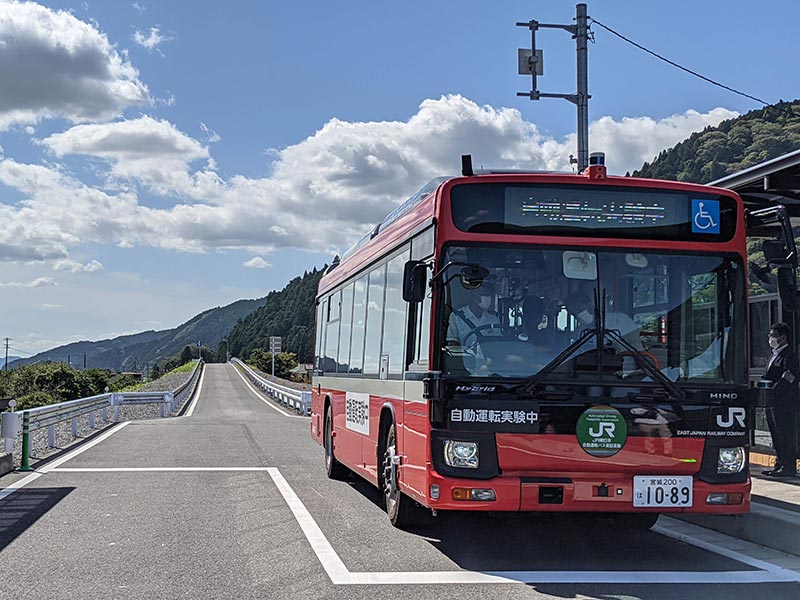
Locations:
403;260;428;303
763;240;791;266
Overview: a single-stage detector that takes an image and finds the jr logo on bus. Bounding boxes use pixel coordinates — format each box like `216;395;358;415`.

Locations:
589;422;616;438
576;406;628;457
716;407;746;428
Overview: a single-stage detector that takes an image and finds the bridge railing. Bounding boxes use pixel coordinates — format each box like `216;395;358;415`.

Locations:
232;358;311;415
0;360;204;470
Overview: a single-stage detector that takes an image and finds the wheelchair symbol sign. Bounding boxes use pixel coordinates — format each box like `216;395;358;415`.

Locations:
691;199;720;234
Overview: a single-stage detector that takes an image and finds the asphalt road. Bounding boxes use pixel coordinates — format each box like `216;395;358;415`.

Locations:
2;363;800;600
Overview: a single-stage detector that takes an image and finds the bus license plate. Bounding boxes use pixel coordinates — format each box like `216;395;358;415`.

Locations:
633;476;693;508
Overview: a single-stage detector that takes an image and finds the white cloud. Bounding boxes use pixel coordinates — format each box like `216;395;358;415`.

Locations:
243;256;271;269
0;276;56;287
53;258;104;273
132;26;170;52
0;1;149;129
40;116;209;193
0;94;738;265
200;122;221;143
40;303;63;309
132;3;146;14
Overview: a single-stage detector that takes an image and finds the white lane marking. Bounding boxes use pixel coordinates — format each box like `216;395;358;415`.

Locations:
345;569;794;585
18;461;800;585
262;468;800;586
0;422;130;502
183;367;206;416
0;471;45;502
50;467;272;472
230;364;306;419
37;422;131;473
266;467;353;585
655;518;800;582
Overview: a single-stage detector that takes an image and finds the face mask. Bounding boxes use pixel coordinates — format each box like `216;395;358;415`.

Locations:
477;295;492;310
769;336;780;349
577;309;594;325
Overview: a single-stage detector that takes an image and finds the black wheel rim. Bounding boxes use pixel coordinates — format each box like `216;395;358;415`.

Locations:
382;429;397;513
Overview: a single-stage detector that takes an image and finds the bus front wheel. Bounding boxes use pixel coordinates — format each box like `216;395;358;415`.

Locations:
324;407;348;480
381;423;422;529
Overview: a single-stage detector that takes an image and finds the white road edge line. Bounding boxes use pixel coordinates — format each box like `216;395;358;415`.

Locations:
654;519;800;582
183;366;206;416
266;467;354;585
230;363;305;418
0;421;131;502
264;467;799;586
50;467;273;472
17;461;799;585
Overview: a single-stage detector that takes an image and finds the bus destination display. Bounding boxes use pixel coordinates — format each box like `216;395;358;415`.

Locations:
505;188;677;230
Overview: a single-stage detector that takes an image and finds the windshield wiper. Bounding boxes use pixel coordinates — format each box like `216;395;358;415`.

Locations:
519;286;685;401
517;327;597;396
602;328;686;401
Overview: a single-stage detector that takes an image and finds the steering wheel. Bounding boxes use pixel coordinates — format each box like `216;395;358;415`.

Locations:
460;323;507;352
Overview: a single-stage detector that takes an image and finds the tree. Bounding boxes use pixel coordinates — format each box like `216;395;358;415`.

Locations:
150;363;162;379
180;345;194;365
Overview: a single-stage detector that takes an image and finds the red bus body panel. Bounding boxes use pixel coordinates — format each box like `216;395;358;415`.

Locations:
312;171;751;516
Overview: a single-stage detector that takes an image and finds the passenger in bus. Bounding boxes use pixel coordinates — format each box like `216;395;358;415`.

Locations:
518;295;545;342
446;283;502;347
564;291;644;351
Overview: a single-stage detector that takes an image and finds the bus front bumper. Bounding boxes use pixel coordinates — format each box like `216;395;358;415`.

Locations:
423;471;750;514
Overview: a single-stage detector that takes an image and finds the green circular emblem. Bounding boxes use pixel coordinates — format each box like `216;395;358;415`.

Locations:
576;405;628;457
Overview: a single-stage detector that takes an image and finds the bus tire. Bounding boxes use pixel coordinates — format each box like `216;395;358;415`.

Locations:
324;406;348;480
381;423;422;529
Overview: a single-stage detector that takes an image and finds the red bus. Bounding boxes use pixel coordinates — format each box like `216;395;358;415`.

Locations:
310;153;788;529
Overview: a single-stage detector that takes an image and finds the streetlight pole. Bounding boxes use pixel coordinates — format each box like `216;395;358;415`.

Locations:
517;3;591;171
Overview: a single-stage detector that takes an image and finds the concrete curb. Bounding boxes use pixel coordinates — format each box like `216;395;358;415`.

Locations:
0;452;12;477
676;501;800;556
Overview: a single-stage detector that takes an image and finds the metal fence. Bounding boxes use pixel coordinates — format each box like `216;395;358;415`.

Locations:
0;360;204;470
232;358;311;415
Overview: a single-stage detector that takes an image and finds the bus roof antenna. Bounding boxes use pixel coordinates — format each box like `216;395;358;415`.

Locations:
461;154;474;177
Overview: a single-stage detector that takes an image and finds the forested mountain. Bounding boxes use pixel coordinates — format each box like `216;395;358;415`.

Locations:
633;100;800;183
10;297;266;372
227;267;325;364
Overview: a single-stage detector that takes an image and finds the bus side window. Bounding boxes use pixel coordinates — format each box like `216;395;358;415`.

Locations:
383;250;410;376
349;275;368;374
364;264;387;375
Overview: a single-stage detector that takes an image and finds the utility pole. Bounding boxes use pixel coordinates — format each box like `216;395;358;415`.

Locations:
3;337;8;372
517;3;591;171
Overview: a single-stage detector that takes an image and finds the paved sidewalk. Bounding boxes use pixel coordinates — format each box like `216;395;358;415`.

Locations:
676;450;800;556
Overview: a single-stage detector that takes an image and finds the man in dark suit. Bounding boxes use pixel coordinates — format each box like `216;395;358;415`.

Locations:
763;322;800;478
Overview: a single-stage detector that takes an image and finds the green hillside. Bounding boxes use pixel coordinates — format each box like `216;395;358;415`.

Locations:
633;100;800;183
227;268;325;364
10;297;266;372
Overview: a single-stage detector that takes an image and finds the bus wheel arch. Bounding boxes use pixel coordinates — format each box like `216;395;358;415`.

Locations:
323;396;347;480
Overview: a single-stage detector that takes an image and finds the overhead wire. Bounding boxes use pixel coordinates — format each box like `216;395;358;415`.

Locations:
589;18;800;119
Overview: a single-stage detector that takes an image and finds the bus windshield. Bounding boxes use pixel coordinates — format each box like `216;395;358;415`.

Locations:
440;245;746;385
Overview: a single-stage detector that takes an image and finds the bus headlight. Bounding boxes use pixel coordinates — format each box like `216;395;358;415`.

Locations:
717;446;746;474
443;440;479;469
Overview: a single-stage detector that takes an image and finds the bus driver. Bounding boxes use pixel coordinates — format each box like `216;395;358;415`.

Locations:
446;283;503;348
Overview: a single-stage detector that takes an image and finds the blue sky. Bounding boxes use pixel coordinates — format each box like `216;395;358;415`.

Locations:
1;0;798;358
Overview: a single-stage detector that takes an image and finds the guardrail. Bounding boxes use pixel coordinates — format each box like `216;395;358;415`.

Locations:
232;358;311;415
0;360;204;470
